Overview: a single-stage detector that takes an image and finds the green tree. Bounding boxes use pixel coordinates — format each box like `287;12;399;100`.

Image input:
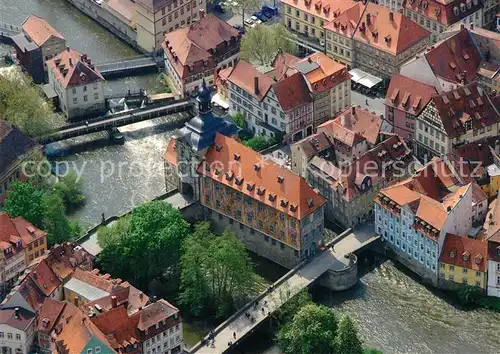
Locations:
0;72;63;137
272;289;312;326
231;112;248;130
53;170;85;209
97;201;190;291
277;303;338;354
335;314;363;354
243;136;273;151
2;181;45;228
222;0;260;27
240;24;296;66
364;349;383;354
179;222;257;318
42;192;74;245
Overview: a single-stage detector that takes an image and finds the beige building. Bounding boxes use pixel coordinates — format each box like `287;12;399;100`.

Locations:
135;0;206;53
47;48;106;119
403;0;483;43
281;0;358;52
163;12;241;96
325;3;431;80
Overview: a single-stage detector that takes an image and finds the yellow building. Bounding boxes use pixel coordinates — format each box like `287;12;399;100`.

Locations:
281;0;358;51
439;233;488;290
486;164;500;199
198;134;326;269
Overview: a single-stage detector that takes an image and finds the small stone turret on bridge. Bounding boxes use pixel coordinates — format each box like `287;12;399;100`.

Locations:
0;21;21;44
189;224;380;354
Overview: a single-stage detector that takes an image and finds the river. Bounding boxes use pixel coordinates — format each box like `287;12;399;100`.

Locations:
2;1;500;353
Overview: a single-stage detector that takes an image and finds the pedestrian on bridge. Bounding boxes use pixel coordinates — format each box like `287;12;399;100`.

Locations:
233;332;236;339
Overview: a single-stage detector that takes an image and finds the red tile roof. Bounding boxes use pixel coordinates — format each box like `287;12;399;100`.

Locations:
294;52;351;92
293;132;334;158
485;197;500;243
198;134;326;219
385;74;437;116
38;298;66;333
404;0;483;26
271;52;301;81
431;82;500;139
353;3;430;55
273;72;312;111
439;233;487;271
21;15;64;47
323;2;365;38
29;259;62;297
0;307;35;331
281;0;359;23
424;28;482;84
71;268;128;294
218;60;274;101
0;212;45;256
163;137;178;167
46;49;104;89
162;14;240;80
137;299;179;331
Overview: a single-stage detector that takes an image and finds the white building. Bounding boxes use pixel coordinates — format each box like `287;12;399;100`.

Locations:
375;162;473;284
0;308;35;354
403;0;483;43
47;48;106;120
217;60;314;143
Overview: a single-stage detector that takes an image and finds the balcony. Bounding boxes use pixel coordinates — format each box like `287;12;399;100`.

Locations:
286;28;325;52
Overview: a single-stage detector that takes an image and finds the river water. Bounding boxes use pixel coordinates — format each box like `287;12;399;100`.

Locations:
2;1;500;353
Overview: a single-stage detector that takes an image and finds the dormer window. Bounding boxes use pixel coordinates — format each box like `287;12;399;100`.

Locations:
277;176;284;183
16;241;21;248
215;144;222;152
254;164;261;171
235;176;244;186
290;205;297;212
257;187;265;196
225;171;234;181
475;256;482;265
246;182;255;191
203;60;208;66
280;199;289;207
189;65;194;72
215;169;222;176
462;252;469;261
234;153;241;161
307;199;315;208
268;193;276;202
449;250;455;258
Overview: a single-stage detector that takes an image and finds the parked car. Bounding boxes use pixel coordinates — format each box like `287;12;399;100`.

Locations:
250;15;262;24
214;3;225;12
233;24;245;34
253;12;268;22
244;18;254;27
262;4;278;17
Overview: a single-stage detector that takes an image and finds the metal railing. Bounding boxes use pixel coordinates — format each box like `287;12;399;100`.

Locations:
96;56;157;73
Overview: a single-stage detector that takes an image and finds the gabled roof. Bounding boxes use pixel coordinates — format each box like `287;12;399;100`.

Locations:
21;14;64;47
162;14;240;79
91;306;140;353
29;259;62;297
137;299;179;331
353;3;430;55
293;132;333;158
280;0;359;22
485;196;500;243
431;82;500;138
46;48;104;89
163;137;178;167
218;60;274;101
273;72;312;111
439;233;487;271
0;120;39;177
0;212;45;255
198;134;326;219
404;0;483;26
385;74;437;116
323;2;365;38
270;52;300;81
0;307;35;331
424;28;482;84
38;298;66;333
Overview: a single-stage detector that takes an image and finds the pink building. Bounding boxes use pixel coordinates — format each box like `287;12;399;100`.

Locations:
385;74;437;146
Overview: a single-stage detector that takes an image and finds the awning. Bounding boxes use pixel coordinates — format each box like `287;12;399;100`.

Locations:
211;93;230;109
349;68;383;88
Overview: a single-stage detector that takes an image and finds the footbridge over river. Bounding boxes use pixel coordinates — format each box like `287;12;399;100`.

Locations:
39;99;194;143
189;225;380;354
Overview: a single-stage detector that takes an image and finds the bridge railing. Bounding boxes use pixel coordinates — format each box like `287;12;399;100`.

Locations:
96;56;157;72
189;228;353;353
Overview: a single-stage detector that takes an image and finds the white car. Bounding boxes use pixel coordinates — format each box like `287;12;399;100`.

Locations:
244;18;254;26
250;16;262;24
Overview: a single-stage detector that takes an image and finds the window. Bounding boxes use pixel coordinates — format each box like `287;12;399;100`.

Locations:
72;88;76;94
94;93;99;100
15;334;20;340
73;97;77;104
463;268;468;274
476;271;481;277
95;348;101;354
83;85;87;92
449;265;454;271
0;332;4;338
8;333;12;339
84;95;88;102
87;350;92;354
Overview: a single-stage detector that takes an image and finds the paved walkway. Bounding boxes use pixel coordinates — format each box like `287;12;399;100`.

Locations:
191;224;379;353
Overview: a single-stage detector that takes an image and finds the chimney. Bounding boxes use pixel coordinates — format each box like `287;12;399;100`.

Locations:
340;115;351;128
199;9;205;19
367;13;371;25
111;295;118;308
351;106;355;115
254;76;260;95
66;46;70;52
389;11;394;21
69;58;72;67
14;308;19;319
